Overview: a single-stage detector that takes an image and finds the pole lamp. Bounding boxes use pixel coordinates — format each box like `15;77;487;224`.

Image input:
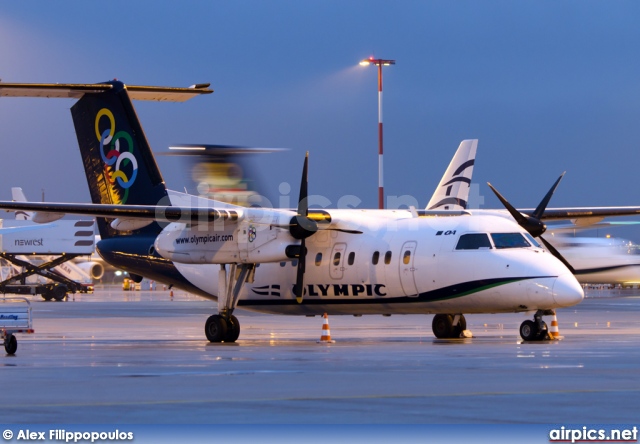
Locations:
359;56;395;209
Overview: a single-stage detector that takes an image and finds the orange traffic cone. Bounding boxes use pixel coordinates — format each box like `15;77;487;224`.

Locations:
317;313;336;343
548;313;562;339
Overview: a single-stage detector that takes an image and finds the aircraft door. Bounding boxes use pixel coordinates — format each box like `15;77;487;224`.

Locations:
400;241;418;296
330;242;347;280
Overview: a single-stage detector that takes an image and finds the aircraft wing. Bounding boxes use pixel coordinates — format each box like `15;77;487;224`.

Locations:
522;207;640;221
3;200;640;224
545;220;640;232
0;201;240;224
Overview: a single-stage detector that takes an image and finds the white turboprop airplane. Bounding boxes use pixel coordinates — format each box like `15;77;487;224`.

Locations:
3;81;640;344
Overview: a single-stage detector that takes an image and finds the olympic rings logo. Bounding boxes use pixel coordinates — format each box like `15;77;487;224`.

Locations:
95;108;138;203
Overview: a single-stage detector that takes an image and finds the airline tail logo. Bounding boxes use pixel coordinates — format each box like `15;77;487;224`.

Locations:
95;108;138;203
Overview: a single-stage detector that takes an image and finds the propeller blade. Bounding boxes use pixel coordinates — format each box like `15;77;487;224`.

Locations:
323;228;363;234
294;153;310;303
486;182;528;226
538;235;576;274
487;182;546;237
294;239;306;303
290;152;317;238
488;177;574;274
297;152;309;217
532;172;565;220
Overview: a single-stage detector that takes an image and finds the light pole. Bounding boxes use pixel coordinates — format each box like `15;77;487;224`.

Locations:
360;56;395;209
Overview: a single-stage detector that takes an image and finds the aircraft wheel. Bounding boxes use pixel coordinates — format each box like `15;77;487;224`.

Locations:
205;315;228;343
519;320;540;341
225;315;240;343
432;314;454;339
52;284;67;301
452;314;467;337
4;334;17;355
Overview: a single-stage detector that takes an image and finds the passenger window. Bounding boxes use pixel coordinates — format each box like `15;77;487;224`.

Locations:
491;233;530;249
372;251;380;265
280;262;286;267
315;252;322;266
292;259;298;267
403;250;411;264
348;252;355;266
333;252;341;266
456;233;492;250
384;251;392;265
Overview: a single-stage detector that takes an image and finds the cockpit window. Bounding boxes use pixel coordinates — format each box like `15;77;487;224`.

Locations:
491;233;531;249
523;233;541;248
456;233;492;250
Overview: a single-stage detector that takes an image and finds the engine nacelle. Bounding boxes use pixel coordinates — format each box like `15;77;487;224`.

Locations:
154;210;295;265
76;261;105;280
32;211;65;223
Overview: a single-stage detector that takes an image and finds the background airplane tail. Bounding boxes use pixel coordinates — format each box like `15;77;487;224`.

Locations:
70;81;169;238
426;139;478;210
10;187;33;220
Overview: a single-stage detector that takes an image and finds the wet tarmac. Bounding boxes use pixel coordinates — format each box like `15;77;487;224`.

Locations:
2;287;640;424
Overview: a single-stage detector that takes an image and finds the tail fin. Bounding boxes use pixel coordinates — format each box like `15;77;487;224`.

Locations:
11;187;32;220
0;80;211;237
426;139;478;210
70;81;169;238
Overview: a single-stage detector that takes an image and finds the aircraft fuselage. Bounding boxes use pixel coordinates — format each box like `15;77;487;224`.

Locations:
100;210;584;316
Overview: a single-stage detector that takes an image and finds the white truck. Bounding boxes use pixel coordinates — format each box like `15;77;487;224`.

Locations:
0;219;95;300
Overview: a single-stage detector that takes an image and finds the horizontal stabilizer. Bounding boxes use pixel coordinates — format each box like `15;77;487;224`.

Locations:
166;144;287;155
0;82;213;102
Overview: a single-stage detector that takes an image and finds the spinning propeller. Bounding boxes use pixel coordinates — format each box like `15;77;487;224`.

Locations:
289;153;315;303
288;153;360;303
487;173;576;274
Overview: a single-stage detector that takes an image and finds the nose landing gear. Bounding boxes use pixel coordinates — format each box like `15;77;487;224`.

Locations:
519;309;554;341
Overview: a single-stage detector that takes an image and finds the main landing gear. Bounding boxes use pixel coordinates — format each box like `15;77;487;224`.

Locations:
519;309;553;341
205;313;240;343
205;263;255;343
432;314;467;339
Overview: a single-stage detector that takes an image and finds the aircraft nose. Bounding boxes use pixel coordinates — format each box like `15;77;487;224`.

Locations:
552;273;584;307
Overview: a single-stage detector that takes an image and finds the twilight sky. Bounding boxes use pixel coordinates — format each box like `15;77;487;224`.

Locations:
1;1;640;238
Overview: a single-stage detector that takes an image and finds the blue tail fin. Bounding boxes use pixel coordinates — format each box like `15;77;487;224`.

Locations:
70;81;169;238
